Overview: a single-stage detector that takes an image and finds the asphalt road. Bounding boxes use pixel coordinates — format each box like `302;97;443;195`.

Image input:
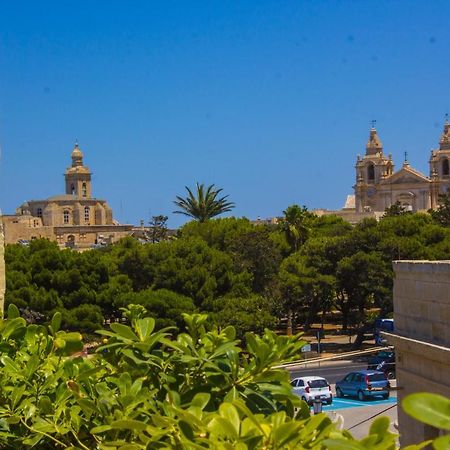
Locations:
287;360;398;440
287;360;368;384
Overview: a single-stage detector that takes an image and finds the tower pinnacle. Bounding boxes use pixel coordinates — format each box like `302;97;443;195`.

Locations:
71;142;84;167
439;118;450;150
366;125;383;155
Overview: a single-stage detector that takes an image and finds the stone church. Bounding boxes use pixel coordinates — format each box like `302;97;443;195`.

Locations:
2;143;133;248
354;120;450;214
313;120;450;222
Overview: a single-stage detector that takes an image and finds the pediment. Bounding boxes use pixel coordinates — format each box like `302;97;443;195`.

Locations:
381;166;430;185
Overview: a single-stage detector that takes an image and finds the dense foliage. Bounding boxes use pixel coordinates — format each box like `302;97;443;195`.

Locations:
5;208;450;337
0;305;448;449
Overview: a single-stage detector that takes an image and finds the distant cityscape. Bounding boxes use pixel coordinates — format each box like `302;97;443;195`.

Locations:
3;120;450;249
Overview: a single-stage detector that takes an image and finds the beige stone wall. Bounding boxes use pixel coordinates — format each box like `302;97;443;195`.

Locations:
390;261;450;446
313;208;384;225
2;215;56;244
2;214;132;249
54;225;133;249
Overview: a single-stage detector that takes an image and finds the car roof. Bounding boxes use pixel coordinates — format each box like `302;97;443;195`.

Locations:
292;376;328;382
350;370;386;375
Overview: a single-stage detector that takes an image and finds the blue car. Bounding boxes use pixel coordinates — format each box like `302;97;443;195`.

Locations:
335;370;390;401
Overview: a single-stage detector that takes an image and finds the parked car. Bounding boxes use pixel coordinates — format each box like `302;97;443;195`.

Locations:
374;318;394;345
335;370;390;401
367;350;396;379
291;376;333;405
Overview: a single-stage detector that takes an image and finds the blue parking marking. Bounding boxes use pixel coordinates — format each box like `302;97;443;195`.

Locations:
318;396;397;411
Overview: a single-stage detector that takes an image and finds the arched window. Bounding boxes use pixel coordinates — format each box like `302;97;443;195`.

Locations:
367;164;375;181
63;210;70;224
443;159;449;176
82;182;87;197
37;208;42;218
71;184;75;195
84;206;90;222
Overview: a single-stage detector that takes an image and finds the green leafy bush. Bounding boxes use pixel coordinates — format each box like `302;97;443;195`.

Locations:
0;305;448;449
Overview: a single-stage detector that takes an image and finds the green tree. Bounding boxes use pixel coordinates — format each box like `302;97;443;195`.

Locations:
383;201;411;217
229;228;283;293
173;182;235;222
279;204;312;253
336;251;392;332
148;214;169;243
179;217;253;251
429;190;450;226
209;295;278;337
279;253;335;331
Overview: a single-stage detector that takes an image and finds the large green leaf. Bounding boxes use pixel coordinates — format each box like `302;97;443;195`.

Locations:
111;419;148;431
403;393;450;430
110;323;139;341
134;317;155;341
6;304;20;319
50;312;62;335
433;434;450;450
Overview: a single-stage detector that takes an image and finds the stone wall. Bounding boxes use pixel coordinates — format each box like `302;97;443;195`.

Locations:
388;261;450;446
2;215;133;249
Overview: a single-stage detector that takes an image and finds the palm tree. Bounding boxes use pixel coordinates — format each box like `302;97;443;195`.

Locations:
173;183;235;222
279;204;311;253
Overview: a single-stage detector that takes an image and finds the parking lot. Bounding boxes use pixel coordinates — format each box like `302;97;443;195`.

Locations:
319;395;397;411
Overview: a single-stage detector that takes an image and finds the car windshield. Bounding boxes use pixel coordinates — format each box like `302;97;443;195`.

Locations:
368;373;387;382
308;379;328;388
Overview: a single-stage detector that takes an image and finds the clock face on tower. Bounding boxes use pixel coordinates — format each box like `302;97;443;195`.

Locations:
367;187;376;198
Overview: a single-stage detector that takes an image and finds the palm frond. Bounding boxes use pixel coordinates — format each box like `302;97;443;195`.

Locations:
173;182;235;222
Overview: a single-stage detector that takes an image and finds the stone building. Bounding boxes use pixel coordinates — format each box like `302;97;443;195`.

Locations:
2;143;132;249
354;120;450;214
387;261;450;446
314;120;450;223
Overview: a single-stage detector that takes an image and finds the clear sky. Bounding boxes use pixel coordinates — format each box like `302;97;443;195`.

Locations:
1;1;449;227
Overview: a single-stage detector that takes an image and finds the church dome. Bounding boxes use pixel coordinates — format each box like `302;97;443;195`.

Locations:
71;142;84;167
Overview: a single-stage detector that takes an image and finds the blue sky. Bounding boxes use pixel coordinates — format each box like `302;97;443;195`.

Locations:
1;1;449;227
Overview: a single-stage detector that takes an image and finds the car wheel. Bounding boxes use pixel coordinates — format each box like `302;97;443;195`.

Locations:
386;371;395;380
382;393;389;400
327;398;333;405
357;390;366;401
336;387;343;398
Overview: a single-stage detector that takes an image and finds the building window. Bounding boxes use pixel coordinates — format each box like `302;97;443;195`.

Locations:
37;208;43;218
367;164;375;181
443;159;449;176
82;182;87;197
84;206;90;222
71;184;75;195
63;210;70;224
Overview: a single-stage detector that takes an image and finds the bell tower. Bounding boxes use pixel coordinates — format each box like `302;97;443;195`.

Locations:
354;125;393;212
65;142;92;198
429;118;450;208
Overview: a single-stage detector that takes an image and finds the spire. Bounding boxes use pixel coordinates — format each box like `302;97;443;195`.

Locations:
439;115;450;150
71;141;84;167
366;122;383;155
403;151;410;167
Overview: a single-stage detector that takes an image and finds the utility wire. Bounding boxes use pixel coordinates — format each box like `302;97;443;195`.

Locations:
347;403;397;430
277;345;394;369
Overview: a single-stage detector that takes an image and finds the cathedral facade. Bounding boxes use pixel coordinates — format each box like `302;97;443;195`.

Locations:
2;143;133;248
353;121;450;214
